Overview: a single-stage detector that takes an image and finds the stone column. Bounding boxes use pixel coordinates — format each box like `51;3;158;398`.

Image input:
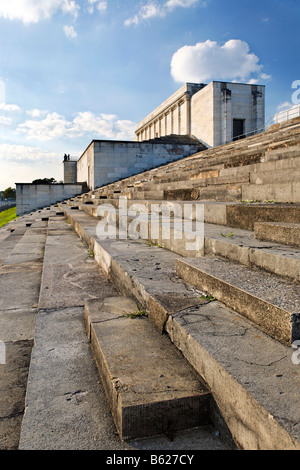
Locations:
185;94;191;135
221;84;232;145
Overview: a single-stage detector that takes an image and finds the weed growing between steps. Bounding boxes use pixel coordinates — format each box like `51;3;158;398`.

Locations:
200;294;216;303
221;232;233;238
123;305;148;319
145;241;163;248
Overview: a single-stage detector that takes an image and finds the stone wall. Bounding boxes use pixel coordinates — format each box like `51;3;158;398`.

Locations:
16;183;84;216
77;139;201;190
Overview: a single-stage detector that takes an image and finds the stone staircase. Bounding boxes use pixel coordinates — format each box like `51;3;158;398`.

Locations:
1;117;300;450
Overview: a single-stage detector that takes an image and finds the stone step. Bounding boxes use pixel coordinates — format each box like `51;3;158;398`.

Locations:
162;186;243;202
250;167;300;185
91;203;300;282
241;182;300;204
58;203;300;450
203;223;300;282
85;298;212;441
19;210;226;449
77;199;300;232
225;202;300;231
175;256;300;345
0;208;53;450
137;155;300;190
76;200;300;282
255;222;300;248
80;127;300;200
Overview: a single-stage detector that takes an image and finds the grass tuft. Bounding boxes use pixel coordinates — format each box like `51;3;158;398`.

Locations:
0;207;17;228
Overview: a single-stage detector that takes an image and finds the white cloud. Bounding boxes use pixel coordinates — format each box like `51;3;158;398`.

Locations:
0;0;80;24
0;143;58;163
125;0;200;26
170;39;268;83
26;108;48;118
61;0;80;18
0;116;12;126
16;111;137;141
88;0;107;14
63;25;77;38
260;72;272;80
0;103;21;112
277;101;293;111
165;0;200;8
0;144;63;188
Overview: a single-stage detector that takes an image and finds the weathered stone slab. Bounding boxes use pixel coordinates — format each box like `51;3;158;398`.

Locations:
175;256;300;345
0;340;33;450
0;267;42;310
226;203;300;230
165;301;300;450
58;203;300;449
86;298;211;441
18;307;128;450
0;308;37;342
255;221;300;247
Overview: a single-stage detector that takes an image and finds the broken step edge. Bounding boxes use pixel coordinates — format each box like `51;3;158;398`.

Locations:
84;297;211;442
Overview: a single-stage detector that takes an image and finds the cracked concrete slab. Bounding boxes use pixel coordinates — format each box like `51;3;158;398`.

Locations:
18;307;129;451
60;203;300;450
175;256;300;345
165;300;300;450
86;298;211;441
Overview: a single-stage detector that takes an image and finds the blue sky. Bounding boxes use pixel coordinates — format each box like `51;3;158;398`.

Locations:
0;0;299;190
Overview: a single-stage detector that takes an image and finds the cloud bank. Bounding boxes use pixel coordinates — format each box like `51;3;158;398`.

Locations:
16;111;137;142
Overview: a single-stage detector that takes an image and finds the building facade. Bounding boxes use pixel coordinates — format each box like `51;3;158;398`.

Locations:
75;137;203;190
135;81;265;148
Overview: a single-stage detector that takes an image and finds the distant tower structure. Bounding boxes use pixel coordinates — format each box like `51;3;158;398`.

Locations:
63;154;77;183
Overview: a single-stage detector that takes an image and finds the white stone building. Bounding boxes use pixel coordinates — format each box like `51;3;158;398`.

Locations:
135;81;265;148
62;81;265;191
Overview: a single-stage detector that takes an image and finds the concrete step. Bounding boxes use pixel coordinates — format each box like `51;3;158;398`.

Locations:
58;203;300;450
77;198;300;232
204;223;300;282
85;298;211;441
225;202;300;230
255;222;300;248
77;130;299;199
76;200;300;282
242;182;300;204
175;256;300;345
19;210;226;449
0;208;53;450
137;156;300;191
18;213;131;450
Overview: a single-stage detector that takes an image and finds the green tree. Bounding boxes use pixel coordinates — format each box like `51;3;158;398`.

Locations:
3;187;16;199
32;178;57;184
